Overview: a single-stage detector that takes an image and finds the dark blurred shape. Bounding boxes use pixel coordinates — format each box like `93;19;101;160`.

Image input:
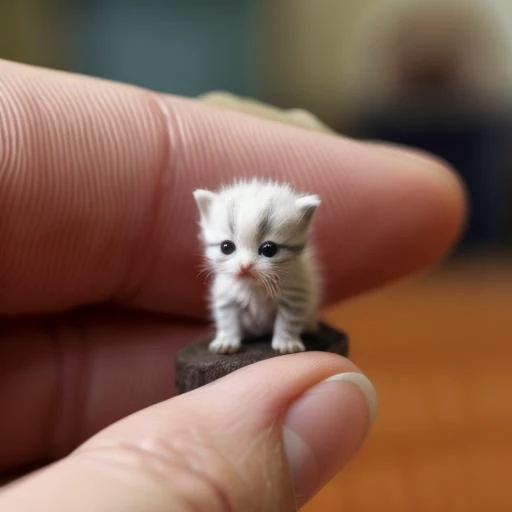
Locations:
346;0;512;253
387;2;490;94
355;99;511;252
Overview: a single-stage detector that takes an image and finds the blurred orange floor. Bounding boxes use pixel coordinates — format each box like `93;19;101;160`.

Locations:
303;258;512;512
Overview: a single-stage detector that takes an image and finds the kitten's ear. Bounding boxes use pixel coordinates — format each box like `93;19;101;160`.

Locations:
192;189;217;219
296;194;321;230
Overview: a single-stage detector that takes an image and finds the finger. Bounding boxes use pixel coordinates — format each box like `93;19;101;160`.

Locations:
0;310;204;472
0;353;377;511
0;59;465;316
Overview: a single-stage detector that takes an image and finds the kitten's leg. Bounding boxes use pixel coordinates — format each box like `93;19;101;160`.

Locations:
209;301;242;354
271;298;308;354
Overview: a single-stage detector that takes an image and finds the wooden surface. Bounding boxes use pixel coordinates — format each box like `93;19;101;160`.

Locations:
303;259;512;512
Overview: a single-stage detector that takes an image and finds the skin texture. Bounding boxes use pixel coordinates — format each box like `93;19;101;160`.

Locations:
0;58;466;510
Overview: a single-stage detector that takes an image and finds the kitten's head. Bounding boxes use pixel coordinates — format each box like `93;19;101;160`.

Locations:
192;179;320;287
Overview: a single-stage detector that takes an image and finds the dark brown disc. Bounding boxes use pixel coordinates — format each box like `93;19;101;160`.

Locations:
175;322;349;394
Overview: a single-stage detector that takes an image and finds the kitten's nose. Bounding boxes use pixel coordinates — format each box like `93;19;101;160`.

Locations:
237;262;255;277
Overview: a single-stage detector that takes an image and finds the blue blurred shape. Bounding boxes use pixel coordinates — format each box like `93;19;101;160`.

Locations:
71;0;260;96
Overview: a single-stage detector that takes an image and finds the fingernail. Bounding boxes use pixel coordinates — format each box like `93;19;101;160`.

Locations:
323;372;378;424
282;372;377;506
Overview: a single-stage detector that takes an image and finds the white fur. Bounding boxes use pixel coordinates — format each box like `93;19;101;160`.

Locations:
193;178;322;354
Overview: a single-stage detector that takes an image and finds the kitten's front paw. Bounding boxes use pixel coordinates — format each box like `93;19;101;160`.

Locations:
271;337;306;354
209;335;241;354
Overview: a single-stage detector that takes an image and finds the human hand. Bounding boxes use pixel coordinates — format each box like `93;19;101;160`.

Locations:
0;59;465;510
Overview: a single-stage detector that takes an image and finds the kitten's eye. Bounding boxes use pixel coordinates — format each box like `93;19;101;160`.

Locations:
220;240;236;255
258;241;278;258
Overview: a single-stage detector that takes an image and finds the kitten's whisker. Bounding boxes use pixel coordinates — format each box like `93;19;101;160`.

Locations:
260;274;274;299
262;272;280;299
269;280;278;299
260;275;271;297
197;263;216;281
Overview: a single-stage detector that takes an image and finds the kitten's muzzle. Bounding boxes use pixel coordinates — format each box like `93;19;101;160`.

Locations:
236;263;256;279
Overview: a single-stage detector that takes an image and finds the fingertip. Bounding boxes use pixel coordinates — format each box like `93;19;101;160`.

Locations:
367;141;468;246
283;371;377;506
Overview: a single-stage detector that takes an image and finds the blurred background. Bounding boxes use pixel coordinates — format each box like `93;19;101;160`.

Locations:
2;0;512;253
1;0;511;510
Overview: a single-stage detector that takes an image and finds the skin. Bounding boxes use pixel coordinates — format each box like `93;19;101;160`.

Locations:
0;58;466;511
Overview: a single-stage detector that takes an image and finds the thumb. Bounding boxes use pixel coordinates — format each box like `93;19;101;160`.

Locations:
0;353;377;512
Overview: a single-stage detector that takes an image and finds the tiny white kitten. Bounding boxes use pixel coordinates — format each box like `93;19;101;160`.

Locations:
193;178;322;354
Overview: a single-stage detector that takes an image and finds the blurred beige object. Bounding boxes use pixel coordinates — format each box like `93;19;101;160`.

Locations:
345;0;512;111
260;0;512;128
199;91;333;133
